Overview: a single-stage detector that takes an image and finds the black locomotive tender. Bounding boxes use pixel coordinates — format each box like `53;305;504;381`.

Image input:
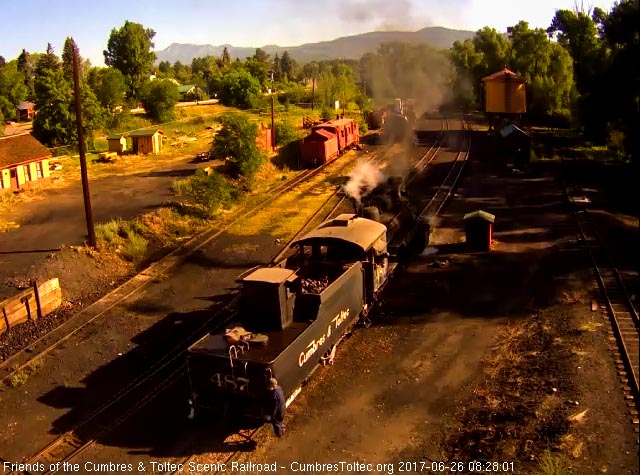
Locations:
187;214;396;418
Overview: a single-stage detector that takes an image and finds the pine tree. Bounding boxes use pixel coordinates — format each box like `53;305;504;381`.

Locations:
62;37;81;82
222;47;231;68
280;51;293;81
37;43;61;74
272;53;281;82
17;49;34;97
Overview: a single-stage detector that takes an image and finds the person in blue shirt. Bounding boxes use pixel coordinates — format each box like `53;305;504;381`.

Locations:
266;378;286;437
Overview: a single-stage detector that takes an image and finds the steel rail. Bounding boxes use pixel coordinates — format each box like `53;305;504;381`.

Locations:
560;162;639;400
418;117;471;221
13;118;453;473
0;150;350;388
405;116;449;187
164;116;455;474
11;145;378;474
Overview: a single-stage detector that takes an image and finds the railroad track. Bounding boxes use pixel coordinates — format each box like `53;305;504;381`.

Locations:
418;117;472;222
10;119;453;474
561;163;640;425
406;116;449;187
9;145;391;475
162;116;457;474
0;151;349;389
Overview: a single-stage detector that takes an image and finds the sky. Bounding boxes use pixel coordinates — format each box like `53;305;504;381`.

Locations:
1;0;619;66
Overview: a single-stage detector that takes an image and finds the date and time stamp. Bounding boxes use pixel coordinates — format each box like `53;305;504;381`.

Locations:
394;461;516;473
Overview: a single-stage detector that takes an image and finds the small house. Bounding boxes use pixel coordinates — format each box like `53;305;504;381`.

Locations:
0;133;52;192
16;101;36;121
464;210;495;252
178;84;202;101
107;134;127;154
129;130;164;155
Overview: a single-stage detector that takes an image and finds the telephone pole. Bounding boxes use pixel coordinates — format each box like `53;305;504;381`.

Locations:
269;70;275;149
311;77;315;112
72;43;96;248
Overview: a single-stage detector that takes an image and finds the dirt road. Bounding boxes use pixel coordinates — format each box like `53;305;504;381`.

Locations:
0;155;204;291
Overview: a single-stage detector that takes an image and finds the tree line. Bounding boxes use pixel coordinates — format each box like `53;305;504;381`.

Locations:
1;2;636;161
449;0;638;161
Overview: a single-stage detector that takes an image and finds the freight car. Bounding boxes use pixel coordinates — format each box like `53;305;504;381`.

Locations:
300;117;360;168
186;214;393;419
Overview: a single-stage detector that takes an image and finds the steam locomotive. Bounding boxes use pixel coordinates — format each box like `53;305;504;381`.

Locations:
186;214;395;418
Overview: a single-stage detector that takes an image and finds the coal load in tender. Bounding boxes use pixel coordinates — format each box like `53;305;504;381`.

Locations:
301;277;329;294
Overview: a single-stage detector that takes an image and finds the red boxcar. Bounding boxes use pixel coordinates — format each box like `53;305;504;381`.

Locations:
300;128;339;167
300;118;359;168
316;118;359;151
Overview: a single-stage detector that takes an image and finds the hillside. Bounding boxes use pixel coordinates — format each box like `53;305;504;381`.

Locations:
155;26;474;64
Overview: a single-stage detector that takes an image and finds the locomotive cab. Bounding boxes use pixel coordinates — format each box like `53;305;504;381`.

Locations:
238;267;298;331
186;215;394;420
290;214;394;304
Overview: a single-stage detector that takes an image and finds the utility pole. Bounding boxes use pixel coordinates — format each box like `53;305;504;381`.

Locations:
311;77;315;112
72;43;96;248
269;70;275;149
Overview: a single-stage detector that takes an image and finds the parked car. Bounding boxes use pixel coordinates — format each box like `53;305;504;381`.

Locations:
195;152;210;162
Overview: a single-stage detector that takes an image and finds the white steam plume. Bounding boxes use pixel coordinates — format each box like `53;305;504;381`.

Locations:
343;160;385;204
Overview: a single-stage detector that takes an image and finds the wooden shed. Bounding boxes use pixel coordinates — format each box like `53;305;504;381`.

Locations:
130;129;163;154
107;134;128;154
15;101;36;121
0;133;52;193
482;68;526;114
464;210;495;252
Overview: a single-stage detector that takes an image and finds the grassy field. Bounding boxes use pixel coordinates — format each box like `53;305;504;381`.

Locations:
225;150;360;240
530;127;626;162
47;103;331;183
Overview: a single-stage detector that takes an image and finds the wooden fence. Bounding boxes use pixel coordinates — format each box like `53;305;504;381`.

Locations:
0;278;62;334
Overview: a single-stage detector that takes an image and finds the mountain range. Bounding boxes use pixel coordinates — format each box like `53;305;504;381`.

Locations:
155;26;474;64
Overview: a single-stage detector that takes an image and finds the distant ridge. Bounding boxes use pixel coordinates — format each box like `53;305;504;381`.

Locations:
155;26;474;64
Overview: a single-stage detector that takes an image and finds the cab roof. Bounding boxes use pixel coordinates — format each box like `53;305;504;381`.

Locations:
294;214;386;252
240;267;296;284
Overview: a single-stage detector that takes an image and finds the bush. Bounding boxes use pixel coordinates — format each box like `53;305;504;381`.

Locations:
275;121;298;146
277;82;308;106
122;232;148;266
96;219;121;243
321;107;334;122
210;113;266;178
139;79;180;123
173;169;239;216
218;67;262;109
95;218;149;267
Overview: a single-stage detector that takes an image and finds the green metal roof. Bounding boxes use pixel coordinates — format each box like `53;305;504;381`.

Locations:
178;84;196;93
464;210;495;223
106;134;125;140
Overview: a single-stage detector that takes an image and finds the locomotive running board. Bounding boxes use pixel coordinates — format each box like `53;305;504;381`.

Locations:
286;386;302;408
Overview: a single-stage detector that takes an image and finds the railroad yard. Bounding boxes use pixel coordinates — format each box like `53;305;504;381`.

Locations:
0;115;638;475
